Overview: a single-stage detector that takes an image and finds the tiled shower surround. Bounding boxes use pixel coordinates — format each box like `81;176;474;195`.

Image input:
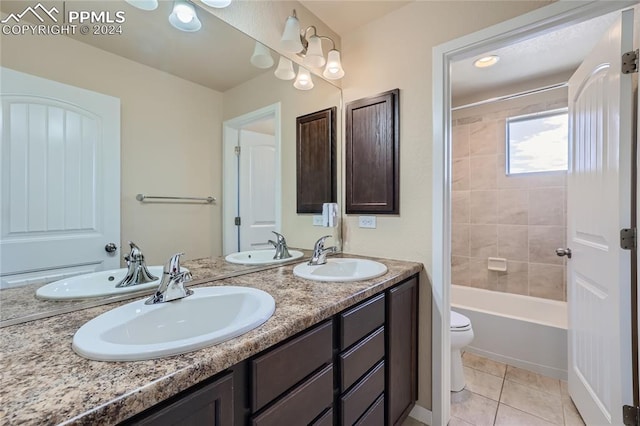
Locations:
451;92;568;301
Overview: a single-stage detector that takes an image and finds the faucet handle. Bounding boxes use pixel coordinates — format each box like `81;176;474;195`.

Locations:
125;241;144;262
271;231;285;242
164;252;185;276
145;253;192;305
314;235;332;250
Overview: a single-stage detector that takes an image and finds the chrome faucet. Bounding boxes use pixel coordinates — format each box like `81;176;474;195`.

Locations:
268;231;292;260
308;235;337;266
145;253;193;305
115;242;159;288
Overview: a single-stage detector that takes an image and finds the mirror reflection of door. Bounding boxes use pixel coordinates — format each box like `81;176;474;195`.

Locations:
0;68;120;289
222;103;281;254
239;126;275;251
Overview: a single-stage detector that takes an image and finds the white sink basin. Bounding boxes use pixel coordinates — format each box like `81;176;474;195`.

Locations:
293;258;387;282
225;249;304;265
72;286;275;361
35;266;178;300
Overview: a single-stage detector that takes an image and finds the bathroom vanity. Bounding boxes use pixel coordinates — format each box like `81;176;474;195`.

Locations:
0;255;422;425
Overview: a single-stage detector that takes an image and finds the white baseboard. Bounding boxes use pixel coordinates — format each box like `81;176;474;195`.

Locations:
409;403;433;425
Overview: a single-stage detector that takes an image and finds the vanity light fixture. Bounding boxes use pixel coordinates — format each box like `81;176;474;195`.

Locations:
250;42;274;69
279;9;345;80
124;0;158;11
474;55;500;68
169;0;202;32
293;67;314;90
201;0;232;8
274;56;296;80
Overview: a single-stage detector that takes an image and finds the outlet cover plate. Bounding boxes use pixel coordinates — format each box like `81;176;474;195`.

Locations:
358;216;376;229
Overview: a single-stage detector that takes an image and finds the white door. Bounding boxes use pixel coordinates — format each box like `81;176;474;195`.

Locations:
238;129;276;251
567;9;635;425
0;68;120;289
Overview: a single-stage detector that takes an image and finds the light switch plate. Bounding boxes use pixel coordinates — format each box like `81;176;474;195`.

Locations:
312;215;323;226
358;216;376;229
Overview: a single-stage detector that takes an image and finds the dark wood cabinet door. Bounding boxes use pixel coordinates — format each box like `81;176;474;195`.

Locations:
387;277;418;426
296;107;337;213
125;372;234;426
345;89;399;214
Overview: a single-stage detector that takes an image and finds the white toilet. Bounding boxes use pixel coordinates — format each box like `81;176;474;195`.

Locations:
450;310;474;392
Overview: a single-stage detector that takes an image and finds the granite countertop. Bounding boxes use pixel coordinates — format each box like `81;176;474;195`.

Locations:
0;255;422;425
0;251;311;326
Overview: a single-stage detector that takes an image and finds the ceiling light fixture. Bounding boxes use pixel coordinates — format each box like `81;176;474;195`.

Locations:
124;0;158;11
169;0;201;32
274;56;296;80
279;9;344;80
474;55;500;68
250;42;274;69
201;0;232;8
293;67;314;90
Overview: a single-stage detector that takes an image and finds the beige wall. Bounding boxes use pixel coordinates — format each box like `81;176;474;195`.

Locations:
222;70;342;250
452;88;568;301
1;30;223;266
339;0;553;410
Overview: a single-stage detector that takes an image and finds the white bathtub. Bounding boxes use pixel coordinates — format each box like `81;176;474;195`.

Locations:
451;285;568;380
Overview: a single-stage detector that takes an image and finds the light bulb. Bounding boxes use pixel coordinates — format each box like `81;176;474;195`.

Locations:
274;57;296;80
175;5;193;23
323;49;344;80
169;1;201;32
280;12;303;53
250;42;274;69
473;55;500;68
303;35;325;68
294;67;314;90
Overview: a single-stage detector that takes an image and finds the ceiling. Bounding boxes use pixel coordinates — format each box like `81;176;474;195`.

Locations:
1;0;268;92
300;0;412;36
2;1;621;100
451;11;619;103
296;1;619;105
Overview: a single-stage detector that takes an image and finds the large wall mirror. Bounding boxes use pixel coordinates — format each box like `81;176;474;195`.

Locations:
0;0;342;325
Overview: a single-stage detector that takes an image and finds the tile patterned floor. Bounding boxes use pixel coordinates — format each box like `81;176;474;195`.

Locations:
403;352;586;426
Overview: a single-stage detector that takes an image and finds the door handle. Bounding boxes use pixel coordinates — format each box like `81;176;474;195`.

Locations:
555;248;572;259
105;243;118;253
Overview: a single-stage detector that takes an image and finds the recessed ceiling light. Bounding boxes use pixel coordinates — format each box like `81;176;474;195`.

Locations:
474;55;500;68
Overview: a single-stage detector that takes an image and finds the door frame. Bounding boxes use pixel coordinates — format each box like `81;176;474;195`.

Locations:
431;2;637;424
222;103;281;255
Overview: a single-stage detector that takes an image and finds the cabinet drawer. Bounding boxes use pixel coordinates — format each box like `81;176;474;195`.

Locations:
340;326;385;392
252;364;333;426
251;320;332;412
355;394;384;426
340;294;385;350
312;407;333;426
340;361;385;426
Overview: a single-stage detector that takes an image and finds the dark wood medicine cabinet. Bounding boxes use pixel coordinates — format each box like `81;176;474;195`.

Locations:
345;89;400;215
296;107;337;214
